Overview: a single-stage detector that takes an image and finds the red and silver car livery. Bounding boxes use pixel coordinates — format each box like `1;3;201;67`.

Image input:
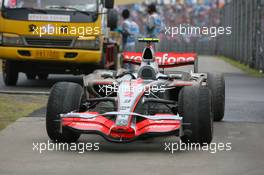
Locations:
46;38;225;143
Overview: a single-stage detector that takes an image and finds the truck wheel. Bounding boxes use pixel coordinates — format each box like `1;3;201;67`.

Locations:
26;73;36;80
107;9;119;31
2;60;19;86
38;74;49;80
207;73;225;121
179;86;213;144
46;82;83;142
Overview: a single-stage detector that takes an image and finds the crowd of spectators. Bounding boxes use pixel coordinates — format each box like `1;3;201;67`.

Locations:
117;0;225;45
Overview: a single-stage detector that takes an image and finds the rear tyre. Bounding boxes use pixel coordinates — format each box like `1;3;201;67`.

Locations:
38;74;49;80
179;86;213;144
207;73;225;121
2;60;19;86
46;82;83;142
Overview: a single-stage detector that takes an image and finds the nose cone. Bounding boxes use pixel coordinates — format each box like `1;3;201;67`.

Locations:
110;126;136;139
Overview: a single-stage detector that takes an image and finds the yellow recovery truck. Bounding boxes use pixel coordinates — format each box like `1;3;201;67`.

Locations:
0;0;121;86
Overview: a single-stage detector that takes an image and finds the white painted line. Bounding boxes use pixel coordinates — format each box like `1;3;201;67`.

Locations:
0;90;49;95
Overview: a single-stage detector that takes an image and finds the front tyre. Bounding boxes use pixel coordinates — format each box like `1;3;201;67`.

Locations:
179;86;213;144
46;82;83;143
2;60;19;86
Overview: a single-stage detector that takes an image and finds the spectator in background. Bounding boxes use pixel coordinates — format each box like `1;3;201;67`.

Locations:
145;3;164;38
121;9;140;51
145;3;164;51
121;9;140;71
119;1;223;51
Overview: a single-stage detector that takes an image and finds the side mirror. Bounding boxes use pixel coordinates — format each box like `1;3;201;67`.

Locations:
104;0;115;9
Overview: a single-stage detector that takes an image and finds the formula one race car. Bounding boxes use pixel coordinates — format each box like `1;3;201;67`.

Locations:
46;38;225;143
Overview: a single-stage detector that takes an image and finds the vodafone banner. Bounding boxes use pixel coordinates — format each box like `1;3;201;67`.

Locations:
123;52;197;68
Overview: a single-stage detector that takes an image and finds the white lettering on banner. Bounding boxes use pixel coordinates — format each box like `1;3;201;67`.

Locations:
124;53;195;65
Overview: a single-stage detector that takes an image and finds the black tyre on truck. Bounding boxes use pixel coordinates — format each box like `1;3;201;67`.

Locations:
207;73;225;121
46;82;83;143
179;86;213;144
107;9;119;31
2;60;19;86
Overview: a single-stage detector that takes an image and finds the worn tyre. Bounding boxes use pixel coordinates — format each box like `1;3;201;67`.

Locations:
46;82;83;142
179;86;213;144
207;73;225;121
2;60;19;86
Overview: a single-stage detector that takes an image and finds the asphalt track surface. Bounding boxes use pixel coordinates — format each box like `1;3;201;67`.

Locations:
0;56;264;175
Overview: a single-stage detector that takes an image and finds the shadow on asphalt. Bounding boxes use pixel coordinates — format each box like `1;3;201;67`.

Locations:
95;142;175;153
16;75;83;88
0;74;83;92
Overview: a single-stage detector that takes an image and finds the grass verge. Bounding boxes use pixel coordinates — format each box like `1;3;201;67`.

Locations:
218;56;264;77
0;94;48;130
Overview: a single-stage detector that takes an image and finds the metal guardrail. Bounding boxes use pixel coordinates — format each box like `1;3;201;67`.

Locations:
218;0;264;71
161;0;264;72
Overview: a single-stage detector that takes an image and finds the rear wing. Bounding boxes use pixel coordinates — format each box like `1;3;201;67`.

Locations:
122;52;197;68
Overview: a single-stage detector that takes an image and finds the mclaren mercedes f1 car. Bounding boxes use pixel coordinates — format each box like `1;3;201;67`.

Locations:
46;38;225;143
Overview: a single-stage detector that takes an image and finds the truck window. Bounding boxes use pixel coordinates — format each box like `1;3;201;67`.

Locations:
3;0;97;12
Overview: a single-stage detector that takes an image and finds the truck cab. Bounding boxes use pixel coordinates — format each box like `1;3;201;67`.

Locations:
0;0;121;85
